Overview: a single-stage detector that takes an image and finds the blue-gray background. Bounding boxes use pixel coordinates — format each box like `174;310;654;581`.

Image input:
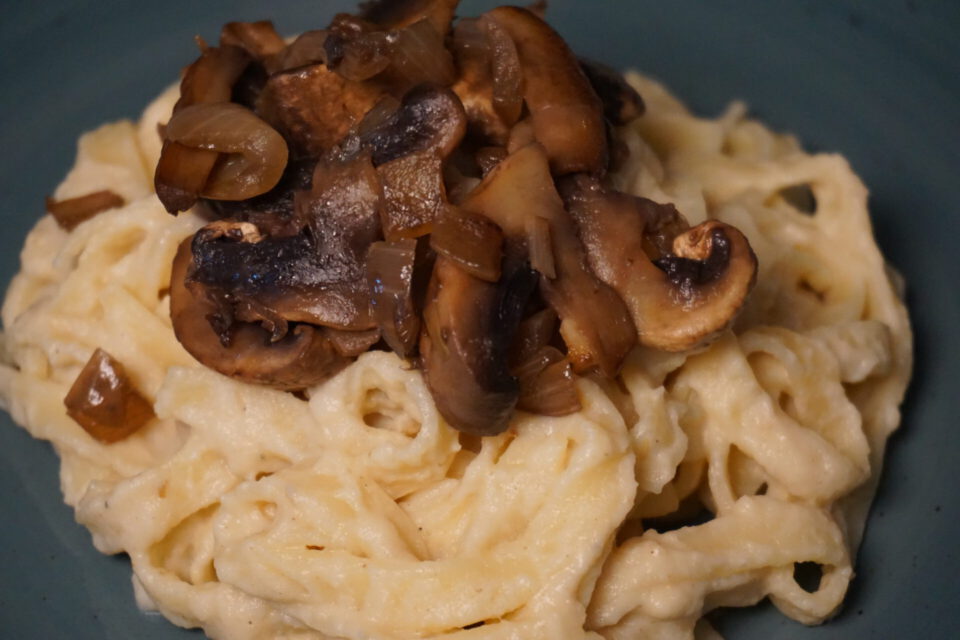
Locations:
1;1;958;638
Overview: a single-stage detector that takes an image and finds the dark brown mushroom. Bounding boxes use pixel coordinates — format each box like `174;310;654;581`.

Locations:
46;190;125;231
420;256;537;436
360;85;467;239
578;58;645;126
256;63;384;157
487;6;607;175
170;239;351;390
64;348;155;444
450;16;523;145
190;152;383;333
561;175;758;351
461;143;636;375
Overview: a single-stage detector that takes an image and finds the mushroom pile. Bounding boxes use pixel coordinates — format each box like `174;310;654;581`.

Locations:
156;0;758;436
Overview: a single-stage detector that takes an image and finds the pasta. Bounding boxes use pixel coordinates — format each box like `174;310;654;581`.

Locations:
0;69;911;639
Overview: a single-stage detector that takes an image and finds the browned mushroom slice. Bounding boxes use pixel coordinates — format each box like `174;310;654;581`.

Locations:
256;63;384;157
324;326;382;357
462;143;636;375
420;257;537;436
46;190;125;231
487;6;607;175
360;84;467;165
170;239;350;390
190;155;382;332
578;58;645;125
359;0;460;34
64;348;155;444
451;16;523;145
562;175;758;351
366;238;420;357
162;102;289;204
361;85;466;238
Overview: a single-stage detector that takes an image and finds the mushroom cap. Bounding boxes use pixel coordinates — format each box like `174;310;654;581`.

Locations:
487;6;607;175
170;238;351;390
562;175;758;352
420;257;537;436
462;143;637;375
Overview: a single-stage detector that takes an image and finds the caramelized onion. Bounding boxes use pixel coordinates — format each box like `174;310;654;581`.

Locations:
366;239;420;356
164;102;289;202
383;19;457;90
430;206;503;282
176;44;250;109
276;30;330;71
220;21;286;65
526;215;555;279
46;190;125;230
514;347;580;416
325;24;392;82
64;348;155;443
155;142;220;213
509;307;558;366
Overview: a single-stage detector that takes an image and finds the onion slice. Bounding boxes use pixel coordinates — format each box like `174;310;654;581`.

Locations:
164;102;289;202
367;238;421;357
430;206;503;282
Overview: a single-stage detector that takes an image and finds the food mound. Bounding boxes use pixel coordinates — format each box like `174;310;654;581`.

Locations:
150;2;759;438
0;1;911;639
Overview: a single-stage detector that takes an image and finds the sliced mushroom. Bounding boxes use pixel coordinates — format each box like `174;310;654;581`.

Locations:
579;58;645;126
360;84;467;165
488;6;607;175
462;143;636;375
190;153;382;332
561;175;758;351
450;16;523;145
361;85;466;238
170;239;351;390
420;257;537;435
257;63;384;157
64;348;155;444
